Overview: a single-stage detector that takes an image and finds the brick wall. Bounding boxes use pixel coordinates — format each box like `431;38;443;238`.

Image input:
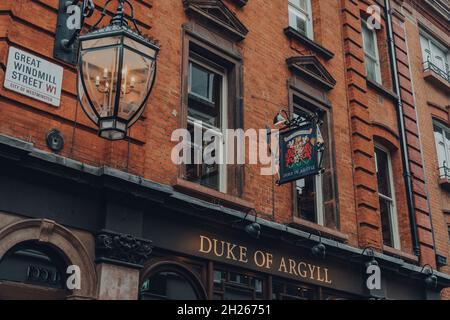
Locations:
0;0;448;291
399;0;450;274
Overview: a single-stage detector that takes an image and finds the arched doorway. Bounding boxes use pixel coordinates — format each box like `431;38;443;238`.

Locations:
0;241;69;300
0;219;97;299
140;262;207;300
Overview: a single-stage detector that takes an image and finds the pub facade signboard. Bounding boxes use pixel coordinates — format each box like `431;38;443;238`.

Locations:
143;212;365;294
4;47;64;107
277;121;323;185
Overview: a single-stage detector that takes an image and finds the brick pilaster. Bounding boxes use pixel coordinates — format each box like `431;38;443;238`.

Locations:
340;0;383;250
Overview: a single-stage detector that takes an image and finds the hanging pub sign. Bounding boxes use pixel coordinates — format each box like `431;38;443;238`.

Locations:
277;120;323;185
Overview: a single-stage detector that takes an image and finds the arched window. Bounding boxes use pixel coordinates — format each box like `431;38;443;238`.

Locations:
0;241;69;300
140;263;206;300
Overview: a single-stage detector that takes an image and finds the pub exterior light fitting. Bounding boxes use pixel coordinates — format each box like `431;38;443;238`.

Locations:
68;0;159;140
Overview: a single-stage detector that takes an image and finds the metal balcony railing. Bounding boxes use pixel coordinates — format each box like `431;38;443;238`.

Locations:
423;58;450;84
439;163;450;180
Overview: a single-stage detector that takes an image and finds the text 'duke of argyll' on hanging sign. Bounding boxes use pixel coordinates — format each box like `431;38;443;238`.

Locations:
4;47;64;107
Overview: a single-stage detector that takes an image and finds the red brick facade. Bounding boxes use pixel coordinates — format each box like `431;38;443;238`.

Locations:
0;0;449;299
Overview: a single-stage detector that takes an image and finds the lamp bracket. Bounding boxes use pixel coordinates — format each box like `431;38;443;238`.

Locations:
54;0;143;65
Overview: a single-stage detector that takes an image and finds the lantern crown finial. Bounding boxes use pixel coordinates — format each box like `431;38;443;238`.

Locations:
110;0;128;28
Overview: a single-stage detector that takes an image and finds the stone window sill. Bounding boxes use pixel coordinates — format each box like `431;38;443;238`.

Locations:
230;0;247;7
439;177;450;191
382;245;419;264
366;78;399;101
283;27;334;61
424;69;450;92
173;178;254;212
289;216;349;242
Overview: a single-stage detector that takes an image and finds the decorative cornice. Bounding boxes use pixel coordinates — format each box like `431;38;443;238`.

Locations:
424;0;450;23
95;230;153;269
286;56;336;91
183;0;249;41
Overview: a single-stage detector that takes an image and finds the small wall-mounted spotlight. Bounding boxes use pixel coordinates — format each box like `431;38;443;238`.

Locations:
365;256;379;269
310;232;326;259
245;222;261;239
361;247;378;269
46;129;64;152
232;209;261;239
311;242;326;259
421;265;438;289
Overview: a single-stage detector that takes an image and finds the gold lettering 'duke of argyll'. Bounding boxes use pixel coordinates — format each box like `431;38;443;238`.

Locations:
199;235;332;284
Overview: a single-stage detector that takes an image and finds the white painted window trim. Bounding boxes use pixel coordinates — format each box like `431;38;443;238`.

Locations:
362;20;382;84
188;57;228;193
375;145;401;250
419;31;450;73
288;0;314;40
315;171;324;226
433;121;450;173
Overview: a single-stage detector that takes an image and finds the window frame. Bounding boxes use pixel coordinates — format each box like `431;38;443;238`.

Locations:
187;55;228;193
272;277;317;300
374;145;400;250
293;107;325;226
288;76;338;231
433;120;450;178
213;267;265;300
361;20;382;84
419;30;450;75
180;26;245;198
288;0;314;40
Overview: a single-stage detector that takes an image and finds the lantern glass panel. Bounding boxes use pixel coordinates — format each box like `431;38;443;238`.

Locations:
78;79;98;123
118;48;155;121
124;37;157;59
80;46;120;119
81;36;121;50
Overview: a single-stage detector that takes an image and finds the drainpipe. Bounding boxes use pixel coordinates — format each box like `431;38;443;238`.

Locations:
384;0;420;256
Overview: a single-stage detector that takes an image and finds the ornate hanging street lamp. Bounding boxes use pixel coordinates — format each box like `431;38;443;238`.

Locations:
62;0;159;140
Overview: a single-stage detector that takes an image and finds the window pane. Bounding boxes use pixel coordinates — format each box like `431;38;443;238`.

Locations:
285;284;314;300
289;0;308;11
431;42;447;71
296;176;316;222
420;35;431;63
293;107;319;225
362;23;381;83
272;279;315;300
188;62;222;128
446;131;450;165
365;56;379;82
434;125;447;167
362;23;377;56
190;62;213;101
293;107;334;227
375;148;392;198
289;7;308;36
186;123;221;191
214;270;264;300
379;197;394;247
140;271;199;300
